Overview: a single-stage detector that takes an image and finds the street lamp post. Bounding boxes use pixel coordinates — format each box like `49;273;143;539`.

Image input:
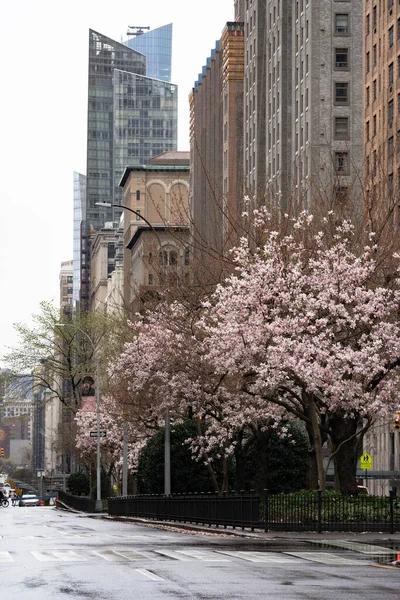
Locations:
95;201;171;495
55;324;102;512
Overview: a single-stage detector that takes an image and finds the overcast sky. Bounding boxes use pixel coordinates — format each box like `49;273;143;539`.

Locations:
0;0;233;363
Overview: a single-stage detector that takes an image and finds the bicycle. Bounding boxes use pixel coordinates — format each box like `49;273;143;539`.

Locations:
0;498;9;508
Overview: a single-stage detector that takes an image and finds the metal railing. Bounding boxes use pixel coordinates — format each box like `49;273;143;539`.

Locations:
265;490;400;533
108;491;261;530
57;490;96;513
107;490;400;533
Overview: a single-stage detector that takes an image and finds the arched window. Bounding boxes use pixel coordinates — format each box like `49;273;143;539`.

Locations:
136;189;140;201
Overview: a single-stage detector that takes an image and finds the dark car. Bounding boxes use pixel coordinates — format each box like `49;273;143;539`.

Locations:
19;494;40;507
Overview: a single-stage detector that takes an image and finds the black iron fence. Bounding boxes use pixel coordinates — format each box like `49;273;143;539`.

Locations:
57;490;96;513
108;491;261;530
266;490;400;533
107;489;400;533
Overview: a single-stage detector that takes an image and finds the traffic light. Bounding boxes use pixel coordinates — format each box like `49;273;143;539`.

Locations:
0;448;4;457
393;413;400;430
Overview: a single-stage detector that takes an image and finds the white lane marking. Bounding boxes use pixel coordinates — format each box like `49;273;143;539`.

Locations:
93;550;136;562
112;550;150;561
0;551;13;562
175;550;230;561
217;551;300;563
116;535;150;540
285;551;367;565
51;550;87;562
154;549;194;561
312;540;395;555
136;569;164;581
31;551;61;562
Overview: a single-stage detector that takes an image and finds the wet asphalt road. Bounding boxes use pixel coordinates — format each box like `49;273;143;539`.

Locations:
0;506;399;599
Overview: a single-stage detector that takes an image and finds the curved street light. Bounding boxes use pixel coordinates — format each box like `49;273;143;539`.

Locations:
95;201;163;248
55;324;102;511
95;201;171;495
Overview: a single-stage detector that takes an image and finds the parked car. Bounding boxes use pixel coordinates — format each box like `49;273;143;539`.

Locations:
19;494;40;507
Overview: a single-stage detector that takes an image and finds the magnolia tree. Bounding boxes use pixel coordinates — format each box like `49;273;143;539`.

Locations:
202;210;400;493
75;393;146;490
109;300;288;493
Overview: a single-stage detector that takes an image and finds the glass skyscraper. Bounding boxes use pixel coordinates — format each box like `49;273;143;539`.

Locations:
85;27;177;230
73;172;86;307
78;26;177;307
124;24;172;82
113;70;177;208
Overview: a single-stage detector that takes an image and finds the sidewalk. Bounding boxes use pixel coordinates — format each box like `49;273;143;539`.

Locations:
56;500;400;545
102;514;400;545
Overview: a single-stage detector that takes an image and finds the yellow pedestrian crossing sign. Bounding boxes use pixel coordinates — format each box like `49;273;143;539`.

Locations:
360;452;373;469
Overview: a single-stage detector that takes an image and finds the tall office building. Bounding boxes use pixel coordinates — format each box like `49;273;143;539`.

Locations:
78;26;177;307
190;21;244;254
243;0;363;206
73;172;85;307
363;1;399;220
124;24;173;82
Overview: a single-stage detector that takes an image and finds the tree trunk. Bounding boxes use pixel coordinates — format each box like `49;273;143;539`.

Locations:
306;393;326;490
329;413;362;495
234;441;246;491
305;446;319;490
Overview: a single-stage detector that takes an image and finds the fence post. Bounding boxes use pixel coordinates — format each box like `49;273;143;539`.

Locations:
264;489;269;532
389;489;396;535
317;490;322;534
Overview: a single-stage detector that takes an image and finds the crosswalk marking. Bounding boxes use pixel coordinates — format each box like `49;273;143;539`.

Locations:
312;540;394;555
30;550;86;562
17;546;374;566
0;551;13;562
284;551;367;565
93;550;130;562
31;551;60;562
217;551;300;563
173;550;230;561
154;549;195;561
50;550;87;562
136;569;165;581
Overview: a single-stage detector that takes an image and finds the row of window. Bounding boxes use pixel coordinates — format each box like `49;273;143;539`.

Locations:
366;7;400;38
366;96;398;139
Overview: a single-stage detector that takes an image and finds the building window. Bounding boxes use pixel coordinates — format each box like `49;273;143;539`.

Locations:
135;210;141;221
366;120;370;141
373;79;377;101
148;273;153;285
389;25;394;48
335;14;349;34
389;99;394;125
334;116;350;139
373;44;377;67
366;51;370;73
335;152;349;174
389;62;394;87
389;172;394;197
398;17;400;40
372;5;377;31
335;81;349;104
136;190;140;201
389;136;394;157
366;86;370;107
373;114;377;136
335;186;349;203
366;13;370;35
335;48;349;69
